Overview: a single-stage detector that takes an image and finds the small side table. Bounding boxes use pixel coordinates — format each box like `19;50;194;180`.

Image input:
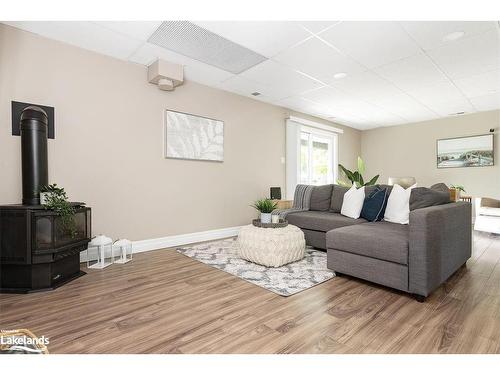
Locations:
460;196;472;203
272;200;293;209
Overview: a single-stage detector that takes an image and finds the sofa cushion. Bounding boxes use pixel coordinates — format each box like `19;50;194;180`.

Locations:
341;185;365;219
330;185;349;213
327;221;409;265
330;184;393;213
310;184;333;211
287;211;366;232
430;182;450;193
384;184;416;224
360;187;389;222
410;185;451;211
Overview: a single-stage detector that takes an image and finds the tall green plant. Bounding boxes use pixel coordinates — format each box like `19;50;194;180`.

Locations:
338;157;379;188
40;184;77;237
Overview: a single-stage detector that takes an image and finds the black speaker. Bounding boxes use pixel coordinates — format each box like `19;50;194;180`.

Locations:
270;187;281;200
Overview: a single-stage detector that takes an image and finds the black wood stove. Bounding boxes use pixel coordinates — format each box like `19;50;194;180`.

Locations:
0;106;91;293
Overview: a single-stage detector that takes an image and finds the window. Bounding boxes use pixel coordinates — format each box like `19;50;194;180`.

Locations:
286;117;340;199
299;130;334;185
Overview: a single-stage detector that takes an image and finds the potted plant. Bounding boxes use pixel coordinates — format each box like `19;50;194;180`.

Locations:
338;156;379;188
251;198;277;224
40;184;77;237
450;185;466;201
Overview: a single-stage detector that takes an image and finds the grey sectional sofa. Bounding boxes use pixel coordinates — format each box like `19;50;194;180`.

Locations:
286;184;472;301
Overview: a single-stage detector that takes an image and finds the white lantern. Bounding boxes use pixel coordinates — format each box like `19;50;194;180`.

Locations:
86;235;113;269
113;239;133;264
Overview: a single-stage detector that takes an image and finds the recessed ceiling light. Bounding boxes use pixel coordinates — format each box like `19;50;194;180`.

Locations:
333;72;347;80
443;31;465;42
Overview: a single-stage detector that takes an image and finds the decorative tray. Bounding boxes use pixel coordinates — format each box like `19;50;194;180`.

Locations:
252;219;288;228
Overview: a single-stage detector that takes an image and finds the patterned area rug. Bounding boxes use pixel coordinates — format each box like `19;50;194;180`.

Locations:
177;238;335;296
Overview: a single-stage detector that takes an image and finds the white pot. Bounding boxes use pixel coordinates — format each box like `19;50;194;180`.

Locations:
260;213;272;224
40;192;50;205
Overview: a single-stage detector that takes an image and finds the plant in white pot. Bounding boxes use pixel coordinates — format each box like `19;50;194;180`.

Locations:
251;198;277;224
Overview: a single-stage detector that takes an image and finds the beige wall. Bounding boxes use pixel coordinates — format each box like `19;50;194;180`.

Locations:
361;110;500;199
0;24;361;240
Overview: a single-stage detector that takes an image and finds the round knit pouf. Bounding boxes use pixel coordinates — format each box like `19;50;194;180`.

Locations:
237;224;306;267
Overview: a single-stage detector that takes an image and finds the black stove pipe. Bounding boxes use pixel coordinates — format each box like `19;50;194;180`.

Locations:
20;106;48;205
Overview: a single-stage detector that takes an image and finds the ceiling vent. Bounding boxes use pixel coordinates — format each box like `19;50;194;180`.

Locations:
147;59;184;91
148;21;267;74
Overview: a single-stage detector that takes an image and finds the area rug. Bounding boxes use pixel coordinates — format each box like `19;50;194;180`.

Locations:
176;238;335;296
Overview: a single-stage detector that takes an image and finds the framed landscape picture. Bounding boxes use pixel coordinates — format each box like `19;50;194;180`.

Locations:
437;134;494;168
164;110;224;162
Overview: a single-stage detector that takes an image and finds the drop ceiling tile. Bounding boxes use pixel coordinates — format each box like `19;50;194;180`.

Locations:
192;21;311;58
327;70;437;120
469;92;500;112
302;86;351;107
400;21;497;50
299;21;340;34
319;21;421;69
238;59;324;96
183;64;235;87
129;43;233;85
216;76;289;101
274;97;324;117
302;86;404;125
454;70;500;98
272;37;366;83
93;21;162;41
396;112;440;124
405;81;475;116
426;30;500;79
329;70;391;93
128;42;162;65
374;52;448;91
5;21;143;60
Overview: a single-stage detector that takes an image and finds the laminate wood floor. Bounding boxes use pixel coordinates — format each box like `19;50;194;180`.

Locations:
1;231;500;354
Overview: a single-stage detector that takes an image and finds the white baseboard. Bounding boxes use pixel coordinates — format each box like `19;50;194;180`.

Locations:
131;226;241;254
81;226;241;263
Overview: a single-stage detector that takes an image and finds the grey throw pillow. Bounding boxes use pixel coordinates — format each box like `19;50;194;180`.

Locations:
430;183;450;194
310;184;333;211
330;184;349;213
410;183;451;210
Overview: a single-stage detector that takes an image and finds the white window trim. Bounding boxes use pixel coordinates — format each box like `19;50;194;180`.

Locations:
286;118;340;199
287;115;344;134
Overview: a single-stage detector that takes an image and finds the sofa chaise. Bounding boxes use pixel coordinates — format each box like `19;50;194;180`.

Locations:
286;184;472;301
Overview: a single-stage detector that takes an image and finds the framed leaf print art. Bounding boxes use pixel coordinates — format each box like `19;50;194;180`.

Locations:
164;110;224;162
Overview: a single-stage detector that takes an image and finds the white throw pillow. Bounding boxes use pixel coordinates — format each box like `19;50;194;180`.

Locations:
341;185;365;219
384;183;417;224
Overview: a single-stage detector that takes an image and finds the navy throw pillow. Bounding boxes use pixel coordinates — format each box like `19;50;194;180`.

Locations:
360;187;389;222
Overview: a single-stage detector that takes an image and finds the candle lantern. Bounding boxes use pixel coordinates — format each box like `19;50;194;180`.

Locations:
113;239;133;264
86;235;113;269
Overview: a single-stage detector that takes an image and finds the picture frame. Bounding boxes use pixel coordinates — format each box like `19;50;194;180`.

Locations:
164;110;224;162
436;134;494;169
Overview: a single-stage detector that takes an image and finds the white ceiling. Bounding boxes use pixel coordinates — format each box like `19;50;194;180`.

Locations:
3;21;500;130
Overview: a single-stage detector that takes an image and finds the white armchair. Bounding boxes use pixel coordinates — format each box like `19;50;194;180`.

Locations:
475;197;500;235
